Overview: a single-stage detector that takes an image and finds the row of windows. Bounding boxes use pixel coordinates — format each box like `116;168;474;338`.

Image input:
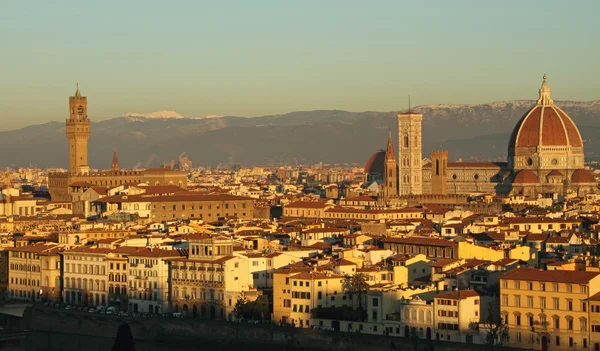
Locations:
292;304;310;313
65;263;106;275
64;278;105;291
155;203;246;211
158;212;247;219
9;264;40;272
504;313;587;331
502;280;587;293
291;291;311;299
437;323;459;330
10;278;40;287
501;294;585;311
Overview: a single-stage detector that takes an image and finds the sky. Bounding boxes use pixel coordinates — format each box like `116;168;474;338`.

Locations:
1;0;599;131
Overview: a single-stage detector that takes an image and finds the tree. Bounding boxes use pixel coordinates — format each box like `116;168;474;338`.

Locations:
344;273;369;309
112;323;135;351
233;292;247;320
408;327;421;351
483;302;509;351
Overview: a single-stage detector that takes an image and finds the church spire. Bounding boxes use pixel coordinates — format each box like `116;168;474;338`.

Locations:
112;150;120;171
385;129;396;162
537;74;554;105
75;82;81;97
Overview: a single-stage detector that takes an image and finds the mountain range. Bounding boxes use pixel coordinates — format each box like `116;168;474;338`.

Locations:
1;100;600;169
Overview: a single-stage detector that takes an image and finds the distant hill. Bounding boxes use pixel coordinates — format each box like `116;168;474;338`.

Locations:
1;100;600;169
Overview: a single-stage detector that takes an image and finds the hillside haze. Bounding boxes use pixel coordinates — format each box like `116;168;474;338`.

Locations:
1;100;600;169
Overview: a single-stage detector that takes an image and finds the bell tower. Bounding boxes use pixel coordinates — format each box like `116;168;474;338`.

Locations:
398;109;423;195
384;130;398;199
66;83;90;174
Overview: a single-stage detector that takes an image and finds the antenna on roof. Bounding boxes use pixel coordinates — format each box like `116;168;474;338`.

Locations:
408;95;411;113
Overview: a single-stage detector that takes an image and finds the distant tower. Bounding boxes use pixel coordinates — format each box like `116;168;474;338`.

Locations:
112;150;120;171
398;109;423;195
384;130;398;199
66;83;90;174
430;150;448;195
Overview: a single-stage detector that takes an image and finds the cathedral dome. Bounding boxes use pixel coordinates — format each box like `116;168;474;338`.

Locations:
571;169;595;184
364;150;386;174
509;75;582;151
513;169;539;184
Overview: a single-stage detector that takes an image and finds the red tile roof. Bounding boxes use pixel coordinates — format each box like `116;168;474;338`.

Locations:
435;289;479;300
500;267;600;284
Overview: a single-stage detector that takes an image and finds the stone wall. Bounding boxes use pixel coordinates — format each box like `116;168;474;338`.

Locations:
31;307;525;351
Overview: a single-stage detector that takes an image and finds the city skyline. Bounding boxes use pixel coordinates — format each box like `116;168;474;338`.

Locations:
1;0;599;131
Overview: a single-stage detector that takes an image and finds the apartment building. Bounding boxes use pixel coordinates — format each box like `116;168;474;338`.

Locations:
128;248;184;313
7;243;62;302
62;247;110;306
433;290;480;343
168;235;253;320
499;268;600;350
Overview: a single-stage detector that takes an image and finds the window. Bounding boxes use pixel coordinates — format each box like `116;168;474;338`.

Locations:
501;295;508;306
372;298;379;307
540;283;545;291
582;285;588;294
516;314;521;326
567;299;573;311
501;280;508;289
515;281;520;289
567;284;572;293
554;317;560;329
553;298;559;310
527;296;533;308
514;295;521;307
567;318;573;330
540;297;546;309
553;283;559;292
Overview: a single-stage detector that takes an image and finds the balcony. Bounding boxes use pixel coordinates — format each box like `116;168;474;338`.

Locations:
145;264;153;268
134;276;149;280
130;263;138;267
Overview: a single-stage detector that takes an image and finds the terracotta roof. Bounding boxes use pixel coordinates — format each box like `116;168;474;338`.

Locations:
382;237;457;247
499;267;600;284
285;201;329;209
97;193;253;203
547;170;564;177
364;150;386;174
435;289;479;300
343;195;377;202
509;104;582;148
429;258;460;268
513;170;539;184
571;169;595;184
588;291;600;301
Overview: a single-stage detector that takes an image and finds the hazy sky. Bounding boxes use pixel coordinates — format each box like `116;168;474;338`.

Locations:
1;0;599;131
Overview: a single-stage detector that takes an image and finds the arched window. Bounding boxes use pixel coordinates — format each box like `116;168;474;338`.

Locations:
403;134;409;148
435;160;440;176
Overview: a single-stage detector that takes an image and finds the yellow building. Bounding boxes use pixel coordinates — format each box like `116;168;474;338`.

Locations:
8;243;62;302
62;246;110;307
273;264;345;327
589;292;600;351
500;267;599;350
433;290;480;343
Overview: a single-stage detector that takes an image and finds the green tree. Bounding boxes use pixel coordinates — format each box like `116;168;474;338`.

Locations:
344;273;369;309
111;323;135;351
233;292;247;320
484;302;509;351
408;326;420;351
